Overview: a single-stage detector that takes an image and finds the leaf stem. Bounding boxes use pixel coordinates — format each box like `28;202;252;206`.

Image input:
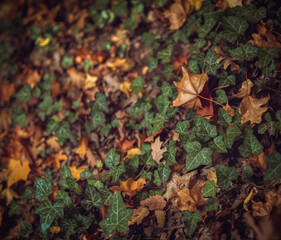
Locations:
134;164;147;180
197;95;224;107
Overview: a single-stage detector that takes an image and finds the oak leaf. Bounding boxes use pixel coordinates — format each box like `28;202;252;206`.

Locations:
215;46;241;73
6;159;30;187
76;135;88;157
140;195;167;211
172;67;209;110
120;178;146;197
163;0;192;30
128;206;149;226
151;137;167;165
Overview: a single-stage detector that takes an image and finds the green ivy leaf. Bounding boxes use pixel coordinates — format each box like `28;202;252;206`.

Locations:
99;191;133;236
55;121;77;144
242;165;253;180
184;141;212;172
163;64;174;80
154;94;170;113
23;187;32;200
203;180;217;198
94;92;109;113
12;106;27;127
81;185;102;209
39;96;53;116
153;170;161;185
35;200;64;232
34;177;53;202
161;82;173;98
264;152;281;181
208;135;227;153
130;77;144;93
105;148;120;168
215;165;238;190
206;198;219;211
56;190;73;208
229;44;258;61
175;120;190;134
8;200;20;217
46;116;59;134
99;187;113;206
148;113;166;136
58;165;82;195
157;44;173;64
142;32;155;48
163;140;177;164
148;57;158;72
76;213;95;235
201;47;221;75
193;115;217;141
215;89;228;104
257;47;279;68
60;218;77;239
155;0;168;8
217;71;235;86
20;221;33;238
223;123;241;149
217;108;232;127
61;55;73;69
182;210;202;236
90;111;106;129
238;129;263;157
16;84;31;103
241;4;266;24
158;163;171;183
109;165;126;181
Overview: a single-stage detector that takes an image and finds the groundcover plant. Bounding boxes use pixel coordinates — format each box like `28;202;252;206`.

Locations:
0;0;281;239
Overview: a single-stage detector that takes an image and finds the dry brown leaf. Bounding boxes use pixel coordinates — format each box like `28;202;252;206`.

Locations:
111;29;130;48
215;46;241;73
128;206;149;226
172;54;188;76
67;67;86;89
155;210;165;228
248;152;266;170
124;148;140;160
76;9;88;30
163;0;192;30
140;195;167;211
226;0;242;8
223;102;235;117
0;82;15;102
120;178;146;197
172;67;209;110
188;0;206;11
151;137;167;165
46;150;67;169
106;58;135;72
46;136;61;152
116;137;135;154
24;69;41;88
6;159;30;187
215;0;229;10
206;170;218;186
234;79;253;98
76;135;88;157
120;81;132;98
86;149;100;168
0;108;11;132
84;73;98;90
244;187;258;211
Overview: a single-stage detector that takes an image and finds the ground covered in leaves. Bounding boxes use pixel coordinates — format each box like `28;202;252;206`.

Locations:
1;0;281;239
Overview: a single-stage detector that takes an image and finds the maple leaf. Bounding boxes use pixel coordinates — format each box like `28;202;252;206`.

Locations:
151;137;167;164
76;135;88;157
128;206;149;226
6;159;30;187
120;178;146;197
163;0;192;30
140;195;167;211
215;46;241;73
116;137;135;154
46;150;67;169
84;73;98;90
172;67;209;110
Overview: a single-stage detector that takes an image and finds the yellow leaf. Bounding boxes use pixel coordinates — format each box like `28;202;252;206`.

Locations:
76;135;88;157
1;187;19;206
226;0;242;8
188;0;205;11
124;148;140;159
154;210;165;228
207;170;218;187
120;81;132;97
128;206;149;226
50;226;61;234
69;166;88;180
38;38;50;47
84;73;98;90
243;187;258;211
7;159;30;187
120;178;146;197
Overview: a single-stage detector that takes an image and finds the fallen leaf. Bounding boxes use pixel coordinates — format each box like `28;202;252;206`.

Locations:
172;54;188;76
76;9;88;30
116;137;135;154
128;206;149;226
234;79;253;98
0;108;11;132
120;81;132;98
46;136;61;152
248;152;266;170
0;82;15;102
155;210;165;228
111;29;130;48
0;187;19;206
124;148;140;159
86;149;100;168
206;170;218;187
76;135;88;157
38;37;50;47
172;67;209;110
215;0;229;10
188;0;205;11
151;137;167;164
223;102;235;117
106;58;135;72
164;0;192;30
195;81;214;119
120;178;146;197
69;166;88;180
67;67;86;89
0;205;3;226
46;150;67;169
6;159;30;187
244;187;258;211
140;195;167;211
84;73;98;90
50;226;61;234
215;46;241;73
226;0;242;8
23;69;41;88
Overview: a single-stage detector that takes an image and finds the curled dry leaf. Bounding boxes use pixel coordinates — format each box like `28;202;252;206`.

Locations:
248;152;266;170
234;79;253;98
120;178;146;197
163;0;192;30
86;149;100;168
140;195;167;211
128;206;149;226
151;137;167;165
172;67;209;110
116;137;135;154
215;46;241;73
223;102;235;117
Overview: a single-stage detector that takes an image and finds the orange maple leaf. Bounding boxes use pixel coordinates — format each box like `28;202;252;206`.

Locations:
172;67;209;109
76;135;88;157
6;159;30;187
116;136;135;154
120;178;146;197
46;150;67;169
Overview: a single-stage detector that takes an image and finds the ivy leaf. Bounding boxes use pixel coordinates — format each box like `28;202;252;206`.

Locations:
140;152;157;168
16;84;31;103
90;111;106;129
193;115;217;141
221;16;249;43
60;218;77;238
264;152;281;181
94;92;109;113
148;113;166;136
56;190;73;208
161;82;173;98
105;148;120;168
257;47;279;68
203;180;217;198
34;177;53;202
217;108;232;127
158;163;171;183
163;141;177;164
55;121;77;145
238;129;263;157
184;141;212;172
81;185;102;209
157;44;173;64
8;200;20;217
99;187;113;206
208;135;227;153
153;170;161;185
215;89;228;104
154;94;170;113
229;44;258;61
76;213;95;235
148;57;158;72
242;165;253;180
142;32;155;48
182;210;202;236
39;96;53;116
131;77;144;93
35;200;64;232
215;165;238;190
58;165;82;195
20;221;33;238
12;106;27;127
23;187;32;200
99;191;133;236
175;120;190;134
109;165;126;181
201;47;222;75
241;4;266;24
217;71;235;86
206;198;219;211
163;64;174;80
223;123;241;149
46;116;59;134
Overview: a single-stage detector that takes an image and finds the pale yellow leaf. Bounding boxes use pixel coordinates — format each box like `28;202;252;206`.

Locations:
129;206;149;226
155;210;165;228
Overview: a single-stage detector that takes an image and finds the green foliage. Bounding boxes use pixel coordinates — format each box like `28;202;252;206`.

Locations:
215;165;238;190
264;152;281;181
61;56;73;69
20;221;33;238
157;45;173;64
242;165;253;180
9;200;20;217
229;44;257;61
81;185;102;209
203;180;217;198
15;84;31;103
206;198;219;211
105;148;120;167
55;121;77;144
23;187;33;200
238;129;263;157
100;191;133;236
182;210;202;236
58;165;82;194
12;106;27;127
34;177;53;202
158;163;171;183
130;77;144;93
